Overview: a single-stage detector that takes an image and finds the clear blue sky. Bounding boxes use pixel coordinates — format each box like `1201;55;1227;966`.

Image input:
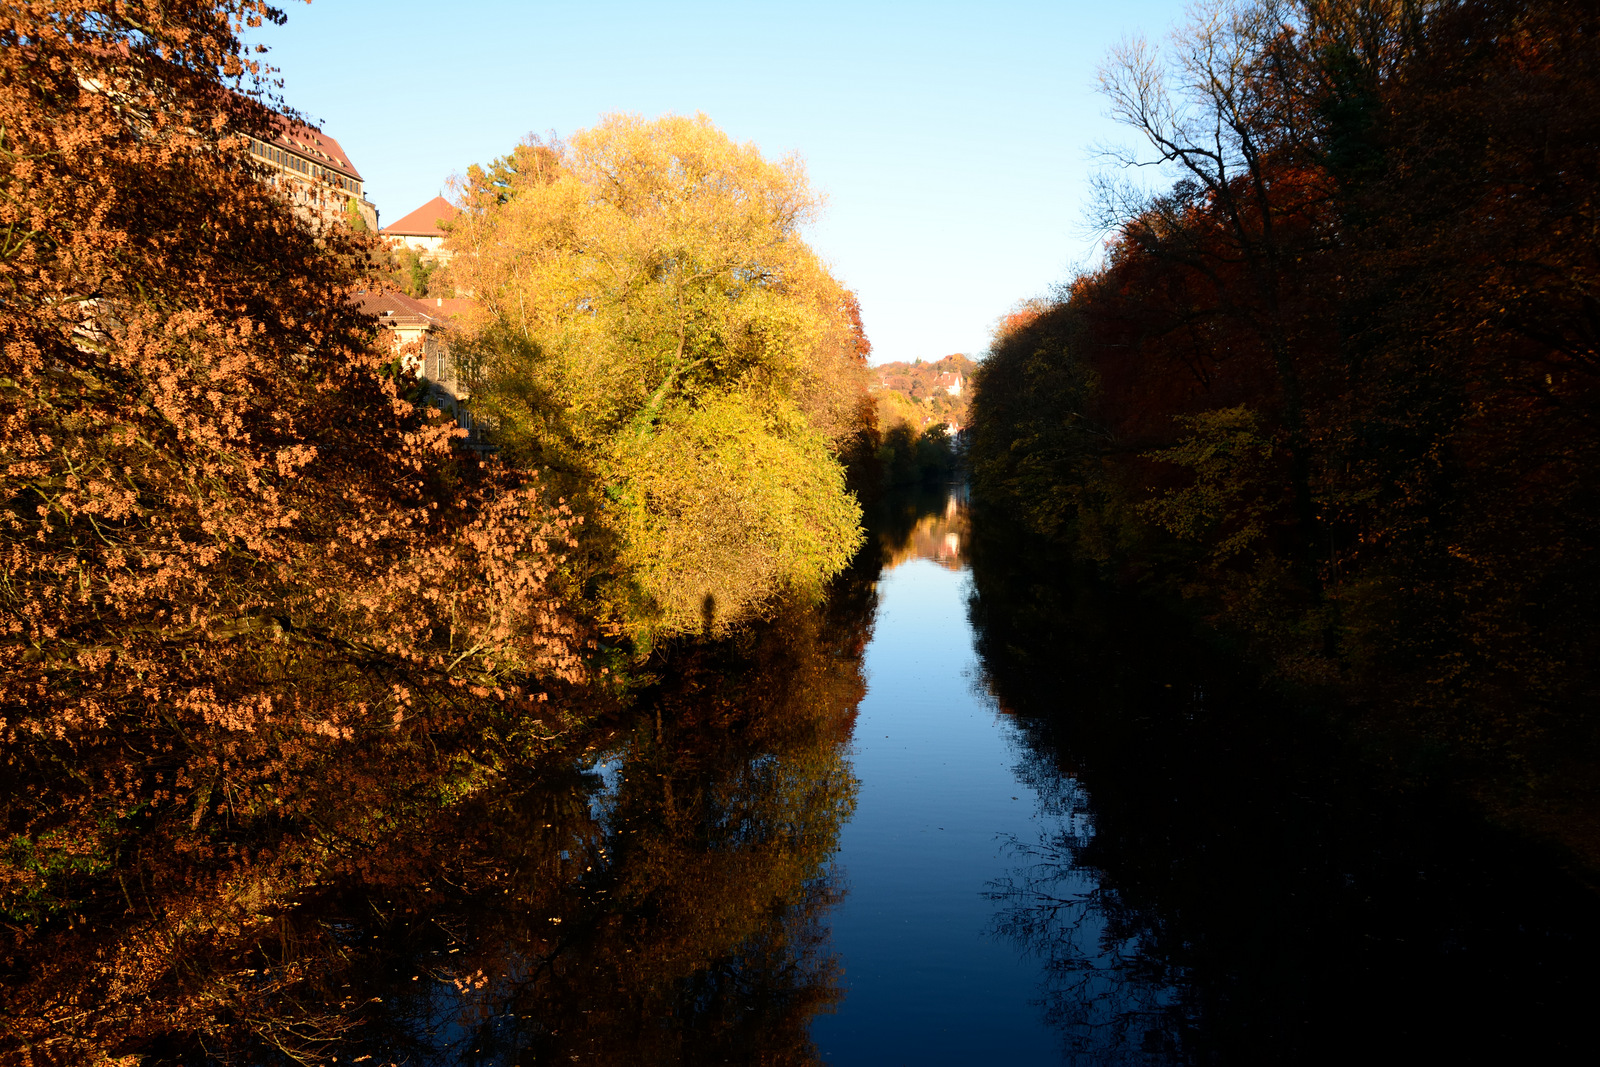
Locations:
257;1;1191;365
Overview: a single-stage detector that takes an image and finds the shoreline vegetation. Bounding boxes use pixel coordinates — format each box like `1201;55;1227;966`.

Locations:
866;358;970;490
967;0;1600;871
1;2;883;1055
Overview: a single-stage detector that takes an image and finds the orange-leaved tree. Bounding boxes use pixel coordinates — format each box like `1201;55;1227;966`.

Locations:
1;2;585;1051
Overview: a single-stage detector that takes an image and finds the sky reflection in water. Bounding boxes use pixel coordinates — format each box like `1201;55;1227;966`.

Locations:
813;489;1085;1065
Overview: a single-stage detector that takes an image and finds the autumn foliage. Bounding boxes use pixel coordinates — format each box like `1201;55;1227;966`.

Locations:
969;0;1600;816
1;1;589;1051
446;116;873;642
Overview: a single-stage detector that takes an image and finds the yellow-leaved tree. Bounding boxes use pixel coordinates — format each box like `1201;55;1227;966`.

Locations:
448;113;869;642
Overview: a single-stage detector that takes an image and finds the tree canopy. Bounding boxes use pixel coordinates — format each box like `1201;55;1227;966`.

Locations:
968;0;1600;835
1;5;587;1050
448;114;870;640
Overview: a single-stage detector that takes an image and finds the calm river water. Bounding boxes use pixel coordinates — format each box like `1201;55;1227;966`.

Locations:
812;501;1069;1063
34;488;1600;1062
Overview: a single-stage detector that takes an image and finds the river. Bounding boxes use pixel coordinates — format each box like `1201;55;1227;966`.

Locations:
812;495;1068;1063
15;487;1600;1062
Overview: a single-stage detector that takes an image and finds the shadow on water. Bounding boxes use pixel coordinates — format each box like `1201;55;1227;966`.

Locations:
966;503;1600;1064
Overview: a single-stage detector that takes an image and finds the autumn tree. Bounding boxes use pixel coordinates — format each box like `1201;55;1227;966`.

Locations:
969;0;1600;825
1094;0;1348;578
1;3;584;1053
447;115;870;642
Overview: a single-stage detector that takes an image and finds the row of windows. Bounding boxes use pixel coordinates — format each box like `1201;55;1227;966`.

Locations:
248;138;361;195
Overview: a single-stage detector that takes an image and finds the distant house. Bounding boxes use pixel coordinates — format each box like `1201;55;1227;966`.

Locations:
246;118;378;230
381;196;459;262
354;288;493;449
355;289;469;391
935;371;964;398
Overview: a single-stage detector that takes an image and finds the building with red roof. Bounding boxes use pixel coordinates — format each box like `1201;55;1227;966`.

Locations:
74;45;380;232
246;117;379;231
381;196;459;261
354;289;462;394
354;288;489;447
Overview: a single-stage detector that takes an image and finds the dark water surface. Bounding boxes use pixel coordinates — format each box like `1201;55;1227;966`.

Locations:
26;489;1600;1062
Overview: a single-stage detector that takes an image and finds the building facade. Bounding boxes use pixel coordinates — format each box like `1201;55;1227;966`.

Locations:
247;119;379;231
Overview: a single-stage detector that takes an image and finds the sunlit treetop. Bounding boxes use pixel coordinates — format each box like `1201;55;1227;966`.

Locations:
448;113;869;641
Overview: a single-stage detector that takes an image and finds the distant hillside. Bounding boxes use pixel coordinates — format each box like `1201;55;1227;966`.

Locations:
871;354;977;432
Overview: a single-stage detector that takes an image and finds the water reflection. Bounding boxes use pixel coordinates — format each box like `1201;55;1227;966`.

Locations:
811;485;1073;1065
344;620;863;1066
869;483;969;572
967;507;1600;1064
5;558;880;1063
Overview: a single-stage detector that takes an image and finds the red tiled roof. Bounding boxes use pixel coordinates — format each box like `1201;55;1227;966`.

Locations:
381;196;459;237
264;115;363;182
352;290;451;328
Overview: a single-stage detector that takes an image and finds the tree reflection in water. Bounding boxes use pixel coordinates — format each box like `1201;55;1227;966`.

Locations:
6;536;886;1063
986;792;1187;1064
968;507;1600;1065
867;482;970;573
331;602;864;1066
